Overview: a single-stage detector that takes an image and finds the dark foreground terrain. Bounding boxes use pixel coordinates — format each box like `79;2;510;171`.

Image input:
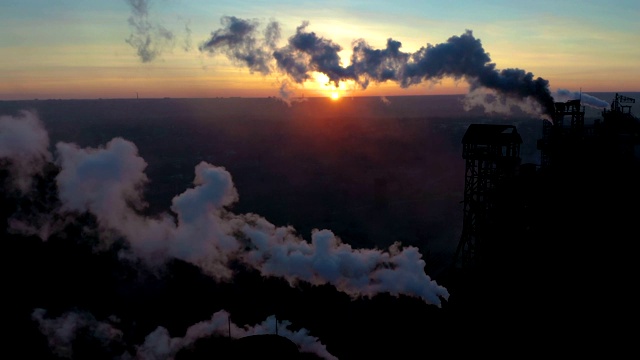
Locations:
1;94;637;358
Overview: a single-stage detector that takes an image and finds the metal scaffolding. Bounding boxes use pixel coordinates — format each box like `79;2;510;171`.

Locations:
454;124;522;269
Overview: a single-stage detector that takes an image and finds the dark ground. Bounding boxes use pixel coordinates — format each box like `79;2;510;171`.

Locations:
1;94;638;358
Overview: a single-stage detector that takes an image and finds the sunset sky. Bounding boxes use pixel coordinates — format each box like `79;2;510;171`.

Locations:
1;0;638;100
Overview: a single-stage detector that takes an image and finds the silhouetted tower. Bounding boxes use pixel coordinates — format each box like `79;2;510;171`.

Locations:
607;92;635;116
538;99;585;169
454;124;522;269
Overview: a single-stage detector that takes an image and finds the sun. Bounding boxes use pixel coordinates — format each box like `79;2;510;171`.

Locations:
330;92;340;100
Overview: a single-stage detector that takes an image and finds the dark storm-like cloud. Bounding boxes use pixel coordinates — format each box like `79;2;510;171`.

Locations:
555;89;610;109
348;38;409;89
274;21;350;86
351;30;555;117
125;0;175;62
202;17;557;118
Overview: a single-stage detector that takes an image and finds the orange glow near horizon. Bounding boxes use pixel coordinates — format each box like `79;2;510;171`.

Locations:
2;66;637;101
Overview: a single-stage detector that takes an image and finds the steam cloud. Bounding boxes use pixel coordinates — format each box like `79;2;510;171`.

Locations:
4;111;449;357
33;308;337;359
554;89;610;109
125;0;175;62
2;112;449;307
0;111;51;192
200;17;556;118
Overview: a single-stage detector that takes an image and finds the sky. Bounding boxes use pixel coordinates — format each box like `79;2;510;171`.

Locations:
0;0;639;101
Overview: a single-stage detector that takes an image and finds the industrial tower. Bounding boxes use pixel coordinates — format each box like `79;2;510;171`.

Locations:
538;99;586;169
454;124;522;269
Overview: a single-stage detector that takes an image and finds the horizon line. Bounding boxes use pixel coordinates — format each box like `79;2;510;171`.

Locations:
3;91;640;102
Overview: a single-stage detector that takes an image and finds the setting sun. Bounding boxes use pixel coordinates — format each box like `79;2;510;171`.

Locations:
330;92;340;100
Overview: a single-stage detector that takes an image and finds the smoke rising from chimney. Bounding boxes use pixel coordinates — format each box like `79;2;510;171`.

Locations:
201;17;556;118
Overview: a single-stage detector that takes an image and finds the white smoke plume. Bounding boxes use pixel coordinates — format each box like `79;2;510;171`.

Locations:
200;16;281;76
554;89;610;109
45;117;448;305
0;110;51;193
136;310;337;360
462;88;545;116
239;222;448;306
32;308;335;360
1;113;447;328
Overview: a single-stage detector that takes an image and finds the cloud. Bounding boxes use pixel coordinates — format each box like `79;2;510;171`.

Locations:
125;0;175;63
33;308;337;359
53;135;448;304
554;89;610;109
201;17;556;118
0;110;51;193
1;112;448;306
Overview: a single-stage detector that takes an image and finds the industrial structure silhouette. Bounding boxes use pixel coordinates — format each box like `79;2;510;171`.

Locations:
455;92;638;269
445;93;638;355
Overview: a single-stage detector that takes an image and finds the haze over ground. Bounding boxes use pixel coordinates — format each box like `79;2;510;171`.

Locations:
2;92;638;358
1;0;639;358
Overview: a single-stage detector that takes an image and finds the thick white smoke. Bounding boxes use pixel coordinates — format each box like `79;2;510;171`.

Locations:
554;89;610;109
2;112;449;306
0;110;51;193
32;308;337;360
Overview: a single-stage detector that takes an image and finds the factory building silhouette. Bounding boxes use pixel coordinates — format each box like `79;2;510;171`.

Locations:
444;93;639;353
454;92;638;270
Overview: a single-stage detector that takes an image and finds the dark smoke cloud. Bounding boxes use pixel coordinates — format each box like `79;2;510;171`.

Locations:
125;0;175;62
202;17;556;118
200;16;281;75
274;21;349;86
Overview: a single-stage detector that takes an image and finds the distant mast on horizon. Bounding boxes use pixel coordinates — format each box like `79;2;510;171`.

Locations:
136;92;139;99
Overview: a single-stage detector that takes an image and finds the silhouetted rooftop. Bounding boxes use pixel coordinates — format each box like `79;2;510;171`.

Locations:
461;124;522;145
